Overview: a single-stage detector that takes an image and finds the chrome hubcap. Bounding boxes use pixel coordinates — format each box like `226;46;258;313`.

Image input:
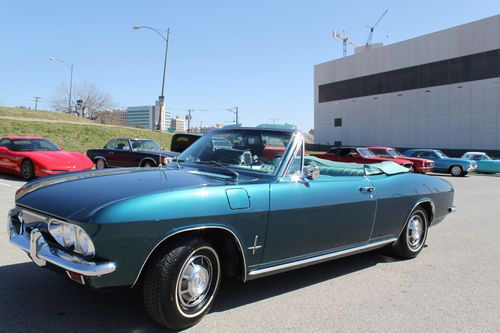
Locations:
452;166;461;175
407;215;424;249
178;255;212;309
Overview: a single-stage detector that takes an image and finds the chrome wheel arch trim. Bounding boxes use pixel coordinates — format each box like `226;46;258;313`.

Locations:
93;156;108;165
396;198;435;241
130;225;247;289
139;157;157;167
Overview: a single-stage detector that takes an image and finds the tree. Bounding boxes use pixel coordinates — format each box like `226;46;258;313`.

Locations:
51;82;116;119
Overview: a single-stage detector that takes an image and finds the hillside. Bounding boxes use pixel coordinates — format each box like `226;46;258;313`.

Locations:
0;107;93;123
0;107;172;152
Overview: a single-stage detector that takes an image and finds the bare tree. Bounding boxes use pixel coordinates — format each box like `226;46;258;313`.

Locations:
51;82;116;119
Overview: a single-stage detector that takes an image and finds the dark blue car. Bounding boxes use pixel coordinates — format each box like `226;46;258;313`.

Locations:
403;149;476;177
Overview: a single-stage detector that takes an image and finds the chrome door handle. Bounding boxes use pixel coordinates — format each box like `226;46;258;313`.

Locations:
359;186;375;193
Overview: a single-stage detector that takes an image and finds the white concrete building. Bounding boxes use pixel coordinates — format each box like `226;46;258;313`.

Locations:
170;116;186;132
314;15;500;151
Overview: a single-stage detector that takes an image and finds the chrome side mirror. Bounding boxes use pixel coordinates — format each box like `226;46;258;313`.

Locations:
303;165;320;180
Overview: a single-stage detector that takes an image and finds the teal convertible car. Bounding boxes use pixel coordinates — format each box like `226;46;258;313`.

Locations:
8;126;455;330
461;152;500;174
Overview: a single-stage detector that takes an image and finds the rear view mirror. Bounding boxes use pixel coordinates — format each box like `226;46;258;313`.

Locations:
303;165;320;180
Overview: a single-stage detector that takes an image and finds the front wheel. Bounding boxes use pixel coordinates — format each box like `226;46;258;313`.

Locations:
390;207;428;259
143;238;221;330
21;159;35;180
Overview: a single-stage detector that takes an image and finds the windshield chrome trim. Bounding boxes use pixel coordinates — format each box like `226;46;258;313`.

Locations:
277;131;303;180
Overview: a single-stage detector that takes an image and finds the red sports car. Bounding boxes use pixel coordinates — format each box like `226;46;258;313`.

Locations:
368;146;434;173
313;146;415;170
0;136;93;180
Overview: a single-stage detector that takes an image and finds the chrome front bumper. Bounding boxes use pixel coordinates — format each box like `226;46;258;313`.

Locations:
8;209;116;277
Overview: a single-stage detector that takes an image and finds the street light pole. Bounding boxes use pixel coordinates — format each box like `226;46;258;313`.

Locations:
49;57;73;114
133;25;170;131
227;107;239;124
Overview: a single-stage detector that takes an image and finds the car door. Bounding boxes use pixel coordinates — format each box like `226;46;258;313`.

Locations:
108;138;134;167
261;143;377;266
416;151;445;171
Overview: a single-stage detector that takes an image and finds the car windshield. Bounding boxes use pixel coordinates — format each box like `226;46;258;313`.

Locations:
387;149;404;158
11;139;60;151
370;148;393;158
177;129;294;175
465;153;491;161
358;148;376;158
131;139;160;151
436;150;447;158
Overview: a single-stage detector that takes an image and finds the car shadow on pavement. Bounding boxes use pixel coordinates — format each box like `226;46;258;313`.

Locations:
213;250;397;312
0;250;398;332
0;173;24;182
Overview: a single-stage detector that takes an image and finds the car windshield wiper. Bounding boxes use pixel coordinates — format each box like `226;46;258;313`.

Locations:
192;160;239;180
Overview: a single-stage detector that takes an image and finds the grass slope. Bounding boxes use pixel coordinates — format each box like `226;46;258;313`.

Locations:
0;108;172;153
0;107;92;123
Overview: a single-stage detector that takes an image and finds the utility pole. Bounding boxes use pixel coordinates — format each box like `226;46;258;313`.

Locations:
186;109;193;133
234;106;239;124
33;96;41;110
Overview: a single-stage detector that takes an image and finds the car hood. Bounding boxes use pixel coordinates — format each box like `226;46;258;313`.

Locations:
15;167;232;220
22;151;92;168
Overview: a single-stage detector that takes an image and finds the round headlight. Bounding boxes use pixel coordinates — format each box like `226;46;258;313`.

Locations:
48;220;95;257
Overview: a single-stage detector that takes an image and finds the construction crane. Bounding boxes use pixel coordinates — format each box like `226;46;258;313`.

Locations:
366;9;388;46
333;30;362;57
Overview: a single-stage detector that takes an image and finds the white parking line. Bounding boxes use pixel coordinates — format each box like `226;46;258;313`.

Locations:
0;182;12;187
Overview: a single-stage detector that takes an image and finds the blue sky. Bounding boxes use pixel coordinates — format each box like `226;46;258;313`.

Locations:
0;1;498;131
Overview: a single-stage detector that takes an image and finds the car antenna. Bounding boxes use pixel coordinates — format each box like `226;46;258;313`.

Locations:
157;121;162;167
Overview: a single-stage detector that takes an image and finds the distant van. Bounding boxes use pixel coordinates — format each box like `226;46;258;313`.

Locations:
170;133;202;153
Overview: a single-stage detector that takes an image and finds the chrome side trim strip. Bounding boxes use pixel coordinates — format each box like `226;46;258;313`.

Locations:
247;238;397;278
130;225;247;288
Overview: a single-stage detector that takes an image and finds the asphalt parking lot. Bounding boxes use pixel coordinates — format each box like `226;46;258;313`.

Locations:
1;172;499;332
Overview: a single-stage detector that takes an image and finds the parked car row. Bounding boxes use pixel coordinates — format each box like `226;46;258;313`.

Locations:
312;146;483;177
0;134;197;180
0;133;497;180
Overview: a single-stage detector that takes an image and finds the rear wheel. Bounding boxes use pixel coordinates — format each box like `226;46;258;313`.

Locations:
95;159;106;169
142;161;154;168
143;238;221;330
450;165;463;177
390;207;428;259
21;159;35;180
